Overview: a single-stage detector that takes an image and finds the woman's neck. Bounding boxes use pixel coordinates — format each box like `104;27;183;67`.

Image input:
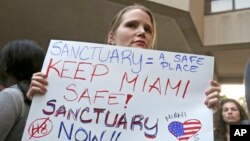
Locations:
225;124;230;141
226;124;230;132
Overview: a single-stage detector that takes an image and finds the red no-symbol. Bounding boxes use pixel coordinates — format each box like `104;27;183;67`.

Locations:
28;117;53;139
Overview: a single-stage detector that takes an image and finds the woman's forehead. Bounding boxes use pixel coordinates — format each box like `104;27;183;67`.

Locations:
122;9;152;23
223;102;237;108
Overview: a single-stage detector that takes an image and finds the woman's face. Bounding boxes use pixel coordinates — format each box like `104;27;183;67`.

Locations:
108;9;153;49
222;102;241;124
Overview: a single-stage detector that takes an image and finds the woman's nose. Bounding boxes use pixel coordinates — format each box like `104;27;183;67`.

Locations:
228;110;233;114
136;26;146;37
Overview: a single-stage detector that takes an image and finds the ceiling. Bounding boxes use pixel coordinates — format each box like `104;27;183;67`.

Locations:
0;0;250;84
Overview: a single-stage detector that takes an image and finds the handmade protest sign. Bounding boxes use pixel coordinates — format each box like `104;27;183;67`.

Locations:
22;40;215;141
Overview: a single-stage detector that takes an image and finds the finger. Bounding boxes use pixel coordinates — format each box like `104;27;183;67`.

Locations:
31;75;48;86
31;78;48;87
205;83;221;96
211;80;220;87
30;80;47;92
27;86;46;100
205;91;220;105
33;72;47;77
207;97;219;108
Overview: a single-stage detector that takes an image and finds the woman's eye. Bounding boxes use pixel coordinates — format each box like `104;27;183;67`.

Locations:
232;108;239;111
126;23;137;28
144;26;152;34
223;109;228;112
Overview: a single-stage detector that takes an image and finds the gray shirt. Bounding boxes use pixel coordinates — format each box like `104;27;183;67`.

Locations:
0;85;30;141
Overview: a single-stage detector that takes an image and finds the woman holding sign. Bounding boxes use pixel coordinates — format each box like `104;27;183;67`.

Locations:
0;39;45;141
27;4;221;116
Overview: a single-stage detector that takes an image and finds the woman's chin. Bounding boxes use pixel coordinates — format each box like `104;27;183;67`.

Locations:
131;45;147;49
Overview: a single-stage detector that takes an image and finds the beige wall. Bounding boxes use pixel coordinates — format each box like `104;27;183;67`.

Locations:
204;10;250;46
148;0;189;11
189;0;205;44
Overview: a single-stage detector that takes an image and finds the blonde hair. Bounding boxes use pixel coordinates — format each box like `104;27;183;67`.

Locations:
108;4;157;49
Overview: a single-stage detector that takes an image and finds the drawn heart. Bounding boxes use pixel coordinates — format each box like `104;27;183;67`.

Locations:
168;119;201;141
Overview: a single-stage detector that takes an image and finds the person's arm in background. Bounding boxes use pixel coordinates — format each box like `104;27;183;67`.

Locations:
244;59;250;113
0;88;24;141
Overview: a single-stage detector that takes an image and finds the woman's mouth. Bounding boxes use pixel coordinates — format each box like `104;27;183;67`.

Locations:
132;41;146;48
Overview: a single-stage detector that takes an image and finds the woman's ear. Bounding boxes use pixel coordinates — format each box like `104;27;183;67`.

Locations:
108;32;115;45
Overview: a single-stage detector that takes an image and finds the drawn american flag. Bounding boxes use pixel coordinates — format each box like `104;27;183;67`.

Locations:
168;119;201;141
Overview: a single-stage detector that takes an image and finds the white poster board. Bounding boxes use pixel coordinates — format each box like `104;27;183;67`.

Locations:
22;40;215;141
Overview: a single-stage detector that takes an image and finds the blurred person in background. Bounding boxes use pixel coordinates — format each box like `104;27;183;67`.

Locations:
214;98;249;141
0;39;45;141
